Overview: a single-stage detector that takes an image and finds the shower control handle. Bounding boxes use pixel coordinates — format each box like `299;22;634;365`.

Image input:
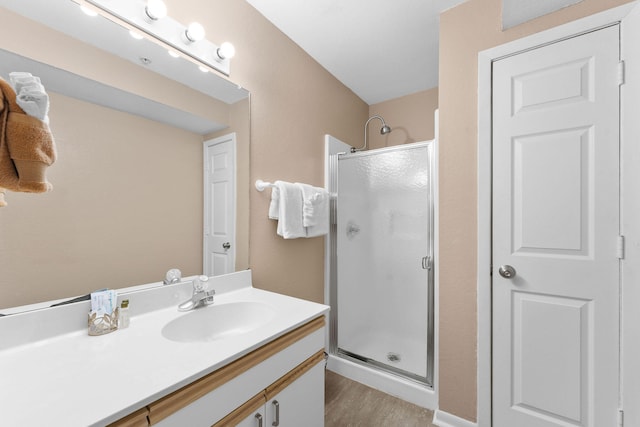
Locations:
498;265;516;279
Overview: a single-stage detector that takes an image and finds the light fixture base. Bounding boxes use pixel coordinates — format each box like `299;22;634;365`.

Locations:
84;0;231;76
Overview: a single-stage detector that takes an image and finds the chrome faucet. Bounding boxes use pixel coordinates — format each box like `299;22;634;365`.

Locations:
178;275;215;312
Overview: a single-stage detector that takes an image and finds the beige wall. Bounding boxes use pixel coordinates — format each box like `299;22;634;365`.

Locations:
438;0;634;421
165;0;369;303
368;88;438;150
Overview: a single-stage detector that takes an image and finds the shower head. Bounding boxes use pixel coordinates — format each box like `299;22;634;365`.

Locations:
351;115;392;152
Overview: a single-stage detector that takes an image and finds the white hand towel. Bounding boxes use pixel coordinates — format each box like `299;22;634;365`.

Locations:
17;85;50;123
9;72;40;93
9;73;49;123
268;184;280;219
275;181;306;239
296;183;330;237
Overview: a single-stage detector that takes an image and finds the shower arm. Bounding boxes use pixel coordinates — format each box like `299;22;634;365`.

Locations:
352;115;390;153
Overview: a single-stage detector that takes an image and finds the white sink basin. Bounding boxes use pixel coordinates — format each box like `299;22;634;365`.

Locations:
161;301;276;343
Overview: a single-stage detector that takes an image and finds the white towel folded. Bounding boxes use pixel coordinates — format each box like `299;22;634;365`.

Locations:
296;183;329;237
17;85;50;123
268;184;280;220
9;72;50;123
275;181;306;239
9;72;40;93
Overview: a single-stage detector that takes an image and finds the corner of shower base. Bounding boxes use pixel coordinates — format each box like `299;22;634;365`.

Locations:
326;354;437;411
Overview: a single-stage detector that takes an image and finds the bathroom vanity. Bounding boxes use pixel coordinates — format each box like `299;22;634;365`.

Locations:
0;271;329;426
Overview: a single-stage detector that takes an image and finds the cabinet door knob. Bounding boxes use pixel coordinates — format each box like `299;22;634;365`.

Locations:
255;413;263;427
222;242;231;250
272;400;280;426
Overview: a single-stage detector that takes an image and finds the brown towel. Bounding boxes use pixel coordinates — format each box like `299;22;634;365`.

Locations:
0;77;56;206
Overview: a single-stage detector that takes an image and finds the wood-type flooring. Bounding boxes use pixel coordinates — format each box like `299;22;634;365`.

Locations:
325;370;436;427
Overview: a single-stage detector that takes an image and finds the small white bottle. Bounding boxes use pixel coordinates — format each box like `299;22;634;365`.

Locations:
119;299;130;329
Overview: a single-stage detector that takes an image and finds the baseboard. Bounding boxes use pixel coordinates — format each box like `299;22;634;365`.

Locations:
433;410;478;427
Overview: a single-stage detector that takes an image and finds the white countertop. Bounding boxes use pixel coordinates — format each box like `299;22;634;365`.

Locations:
0;271;329;426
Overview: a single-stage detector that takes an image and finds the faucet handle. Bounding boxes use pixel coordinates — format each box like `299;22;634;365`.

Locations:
193;275;209;292
163;268;182;285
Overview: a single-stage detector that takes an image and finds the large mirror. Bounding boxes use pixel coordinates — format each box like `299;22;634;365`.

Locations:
0;0;250;312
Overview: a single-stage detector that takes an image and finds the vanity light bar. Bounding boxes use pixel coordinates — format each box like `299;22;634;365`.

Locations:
80;0;232;76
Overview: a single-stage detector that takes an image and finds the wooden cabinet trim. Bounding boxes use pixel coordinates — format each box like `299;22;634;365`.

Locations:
147;316;325;425
211;391;266;427
107;407;150;427
265;350;325;400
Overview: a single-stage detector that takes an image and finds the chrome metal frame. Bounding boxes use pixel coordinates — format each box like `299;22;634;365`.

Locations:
328;141;435;387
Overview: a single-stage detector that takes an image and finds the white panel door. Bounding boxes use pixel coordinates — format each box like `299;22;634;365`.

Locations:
204;134;236;276
492;26;620;427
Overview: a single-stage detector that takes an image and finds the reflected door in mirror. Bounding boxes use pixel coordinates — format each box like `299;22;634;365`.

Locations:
204;134;236;276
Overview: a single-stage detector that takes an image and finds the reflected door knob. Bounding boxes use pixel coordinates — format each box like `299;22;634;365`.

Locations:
498;265;516;278
222;242;231;250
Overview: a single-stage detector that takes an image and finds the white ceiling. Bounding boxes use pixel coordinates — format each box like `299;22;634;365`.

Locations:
246;0;468;105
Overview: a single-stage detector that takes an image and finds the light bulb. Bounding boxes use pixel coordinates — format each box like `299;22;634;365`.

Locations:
168;50;180;58
80;5;98;16
198;65;209;73
145;0;167;21
217;42;236;60
129;30;144;40
184;22;205;43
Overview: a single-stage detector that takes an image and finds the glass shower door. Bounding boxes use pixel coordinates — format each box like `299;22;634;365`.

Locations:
336;143;433;384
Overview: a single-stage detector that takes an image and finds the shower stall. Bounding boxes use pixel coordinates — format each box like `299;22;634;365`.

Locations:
325;135;436;409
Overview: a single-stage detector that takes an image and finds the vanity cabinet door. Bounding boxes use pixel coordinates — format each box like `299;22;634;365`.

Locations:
264;356;325;427
212;392;266;427
234;406;267;427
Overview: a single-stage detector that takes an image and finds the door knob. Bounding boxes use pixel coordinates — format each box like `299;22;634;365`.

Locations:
498;265;516;279
222;242;231;250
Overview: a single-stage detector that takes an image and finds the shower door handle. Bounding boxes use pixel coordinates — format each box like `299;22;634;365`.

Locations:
421;256;432;270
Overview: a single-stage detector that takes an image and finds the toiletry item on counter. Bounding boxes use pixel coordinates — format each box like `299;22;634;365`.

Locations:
88;289;118;336
119;299;130;329
90;289;116;317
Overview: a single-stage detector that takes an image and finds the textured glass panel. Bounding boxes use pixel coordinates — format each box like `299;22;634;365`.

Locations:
337;145;431;379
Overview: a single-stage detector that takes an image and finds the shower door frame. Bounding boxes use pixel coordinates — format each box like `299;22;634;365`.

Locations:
326;140;437;389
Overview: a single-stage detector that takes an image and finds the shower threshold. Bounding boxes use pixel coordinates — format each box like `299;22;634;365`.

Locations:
336;348;432;387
